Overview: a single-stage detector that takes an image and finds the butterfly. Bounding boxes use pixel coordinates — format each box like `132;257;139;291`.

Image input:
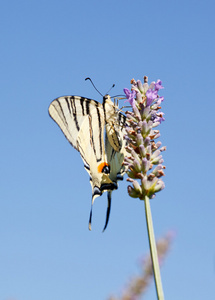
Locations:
48;94;127;231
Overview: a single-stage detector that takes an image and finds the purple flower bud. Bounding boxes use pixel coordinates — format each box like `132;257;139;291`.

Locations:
127;170;137;179
125;145;133;153
151;149;161;159
140;120;147;136
154;180;165;192
151;155;162;165
144;137;151;147
154;132;161;139
131;78;137;85
124;156;133;164
131;149;140;161
159;158;164;164
146;145;152;158
133;105;141;121
152;165;164;177
139;145;146;157
126;113;135;121
152;121;162;128
155;141;162;149
154;79;164;91
133;180;142;195
147;120;153;129
143;82;149;92
137;80;144;92
149;81;155;89
160;146;166;152
127;185;139;198
142;157;150;173
133;159;142;173
142;106;151;120
136;91;142;103
141;177;148;191
147;178;160;198
136;133;143;146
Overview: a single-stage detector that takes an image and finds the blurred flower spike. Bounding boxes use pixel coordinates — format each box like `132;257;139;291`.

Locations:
123;76;166;200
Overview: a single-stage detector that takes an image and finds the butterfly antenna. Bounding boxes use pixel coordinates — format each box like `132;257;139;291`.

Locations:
106;84;115;95
85;77;103;97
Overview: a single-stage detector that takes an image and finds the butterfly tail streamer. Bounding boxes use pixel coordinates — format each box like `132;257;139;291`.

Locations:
88;191;112;231
88;191;99;231
103;191;112;232
88;205;93;231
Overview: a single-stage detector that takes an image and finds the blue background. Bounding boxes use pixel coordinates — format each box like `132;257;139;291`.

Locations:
1;0;214;299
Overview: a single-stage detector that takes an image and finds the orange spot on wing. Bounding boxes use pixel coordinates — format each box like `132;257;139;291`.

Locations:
97;162;109;173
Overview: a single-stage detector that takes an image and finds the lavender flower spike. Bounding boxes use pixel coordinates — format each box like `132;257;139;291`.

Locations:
123;75;166;300
124;76;165;200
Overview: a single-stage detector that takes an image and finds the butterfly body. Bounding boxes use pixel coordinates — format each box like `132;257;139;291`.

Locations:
49;95;127;230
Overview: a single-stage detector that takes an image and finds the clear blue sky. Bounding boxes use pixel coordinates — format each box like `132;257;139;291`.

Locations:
1;0;215;299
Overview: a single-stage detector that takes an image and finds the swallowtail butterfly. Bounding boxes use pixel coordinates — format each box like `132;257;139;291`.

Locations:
49;94;127;230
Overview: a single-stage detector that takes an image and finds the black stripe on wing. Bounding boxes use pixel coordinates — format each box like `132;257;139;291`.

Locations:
55;99;69;127
118;112;127;127
85;101;104;163
80;97;85;115
96;106;103;161
69;96;80;131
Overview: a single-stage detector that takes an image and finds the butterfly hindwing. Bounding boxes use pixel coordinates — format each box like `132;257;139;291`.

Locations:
102;107;127;231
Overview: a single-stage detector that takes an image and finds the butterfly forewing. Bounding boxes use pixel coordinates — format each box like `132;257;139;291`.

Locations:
49;96;103;150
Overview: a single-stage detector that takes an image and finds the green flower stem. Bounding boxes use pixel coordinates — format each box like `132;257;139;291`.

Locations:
144;195;164;300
